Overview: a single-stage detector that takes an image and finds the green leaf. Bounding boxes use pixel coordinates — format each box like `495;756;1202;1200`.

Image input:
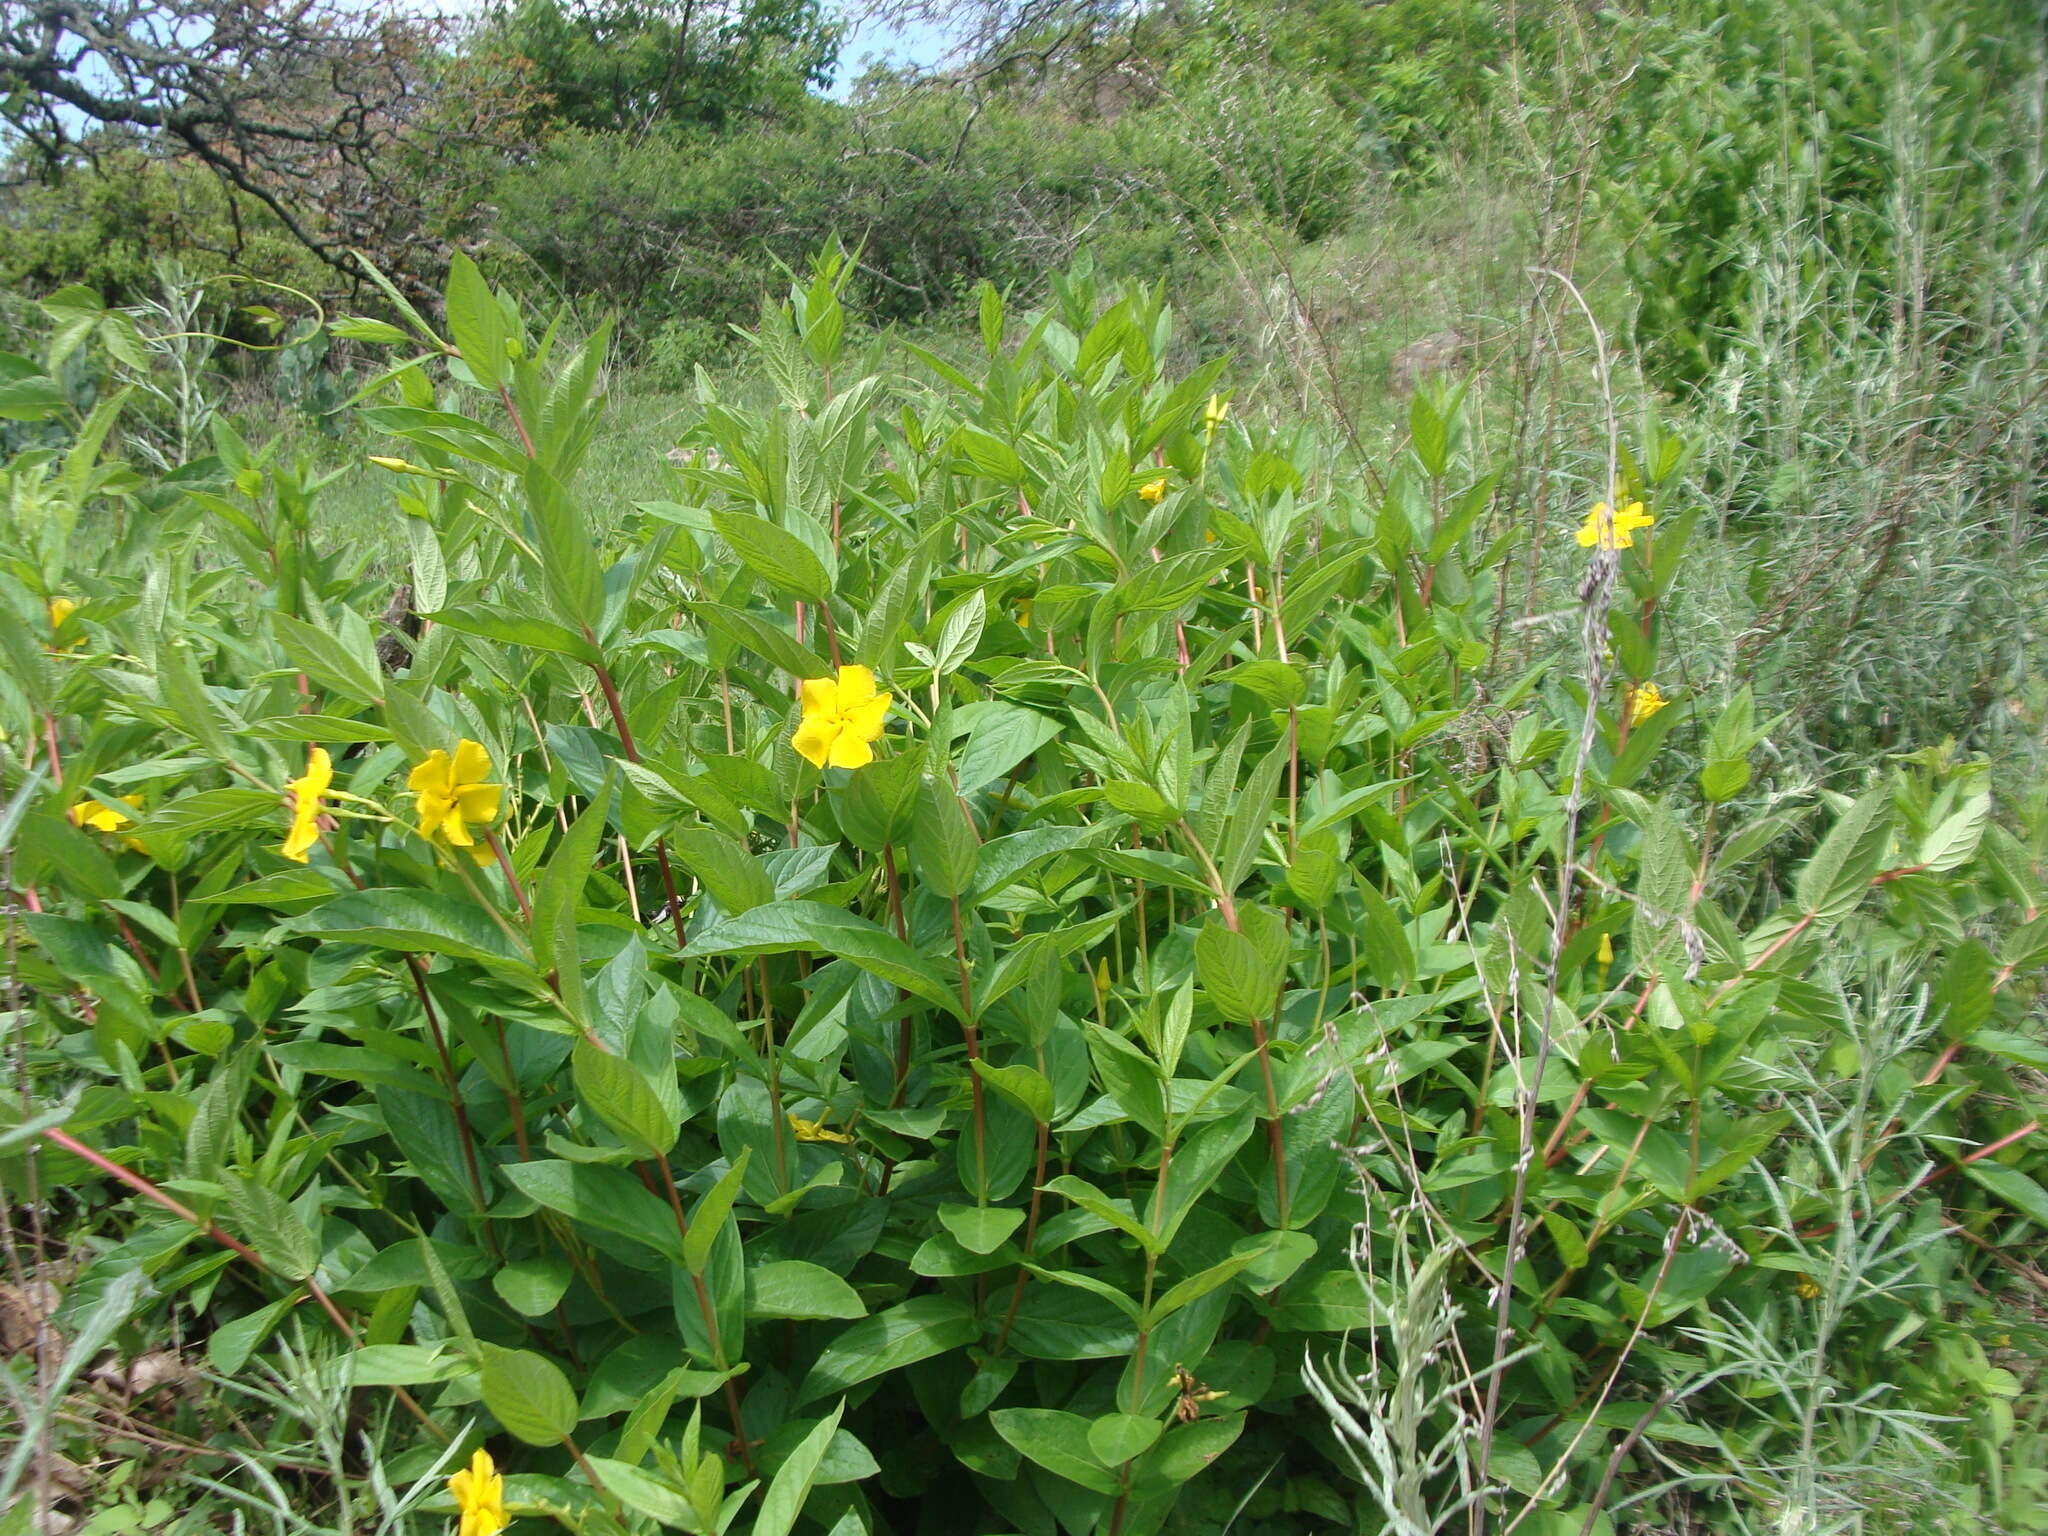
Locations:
141;788;282;841
693;901;958;1016
493;1258;573;1318
293;889;527;965
990;1408;1118;1494
1147;1247;1261;1324
1700;758;1751;803
754;1403;846;1536
1195;917;1278;1025
1116;550;1223;614
1794;787;1892;921
748;1259;866;1320
689;602;831;681
796;1296;978;1406
1935;939;1995;1043
1964;1163;2048;1230
939;1203;1026;1255
1150;1413;1245;1486
953;703;1060;795
425;606;600;664
1085;1023;1166;1138
502;1160;684;1263
208;1298;295;1376
1040;1174;1161;1255
912;780;979;900
1087;1412;1161;1468
479;1343;579;1445
684;1151;753;1276
223;1177;318;1280
971;1059;1054;1124
713;510;833;606
1918;791;1990;874
1229;661;1306;709
533;776;613;1023
573;1040;680;1160
270;613;389;703
446;253;510;391
244;714;393;745
671;827;776;917
957;427;1025;483
582;1458;693;1527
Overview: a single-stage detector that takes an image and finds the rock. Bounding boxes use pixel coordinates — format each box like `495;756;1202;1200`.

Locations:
1388;329;1471;396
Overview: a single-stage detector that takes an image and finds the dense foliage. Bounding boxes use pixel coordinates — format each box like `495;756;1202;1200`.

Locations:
3;245;2046;1536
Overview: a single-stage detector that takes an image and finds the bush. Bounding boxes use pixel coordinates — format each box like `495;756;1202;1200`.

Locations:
3;254;2046;1534
1599;0;2038;392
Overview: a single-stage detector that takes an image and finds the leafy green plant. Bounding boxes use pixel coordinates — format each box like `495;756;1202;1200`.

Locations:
2;248;2044;1536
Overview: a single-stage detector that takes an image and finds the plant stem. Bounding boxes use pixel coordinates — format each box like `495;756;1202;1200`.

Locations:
587;657;690;954
643;1158;755;1475
41;1127;448;1442
949;895;989;1197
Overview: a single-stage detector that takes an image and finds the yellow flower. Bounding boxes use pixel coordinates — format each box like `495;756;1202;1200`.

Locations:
69;795;141;835
48;597;78;632
792;665;892;771
1626;682;1668;725
280;747;333;863
789;1112;855;1145
1138;478;1168;504
408;740;502;852
1574;499;1654;550
1596;932;1614;971
1094;955;1112;999
448;1447;507;1536
1202;394;1230;434
1014;597;1033;629
1794;1275;1823;1301
70;794;146;852
368;455;431;475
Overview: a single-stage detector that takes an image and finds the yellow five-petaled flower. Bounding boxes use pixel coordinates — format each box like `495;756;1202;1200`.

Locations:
448;1447;508;1536
409;739;502;854
1626;682;1668;725
280;747;333;863
69;795;141;835
1574;498;1654;551
792;666;892;771
1138;478;1168;504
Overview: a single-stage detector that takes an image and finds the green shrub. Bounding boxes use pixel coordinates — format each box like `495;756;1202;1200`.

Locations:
0;146;330;312
3;254;2045;1536
1601;0;2037;392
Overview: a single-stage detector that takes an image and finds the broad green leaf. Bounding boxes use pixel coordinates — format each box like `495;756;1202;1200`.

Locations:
939;1203;1026;1255
713;510;833;606
796;1296;978;1405
748;1260;866;1320
293;889;527;965
990;1408;1118;1494
479;1343;579;1445
1794;787;1892;920
445;253;510;390
503;1160;684;1263
1087;1412;1161;1468
572;1040;680;1160
497;1261;573;1327
692;901;958;1016
971;1059;1054;1124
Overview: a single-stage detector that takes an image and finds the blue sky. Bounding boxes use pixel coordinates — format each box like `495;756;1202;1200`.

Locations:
825;7;955;95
